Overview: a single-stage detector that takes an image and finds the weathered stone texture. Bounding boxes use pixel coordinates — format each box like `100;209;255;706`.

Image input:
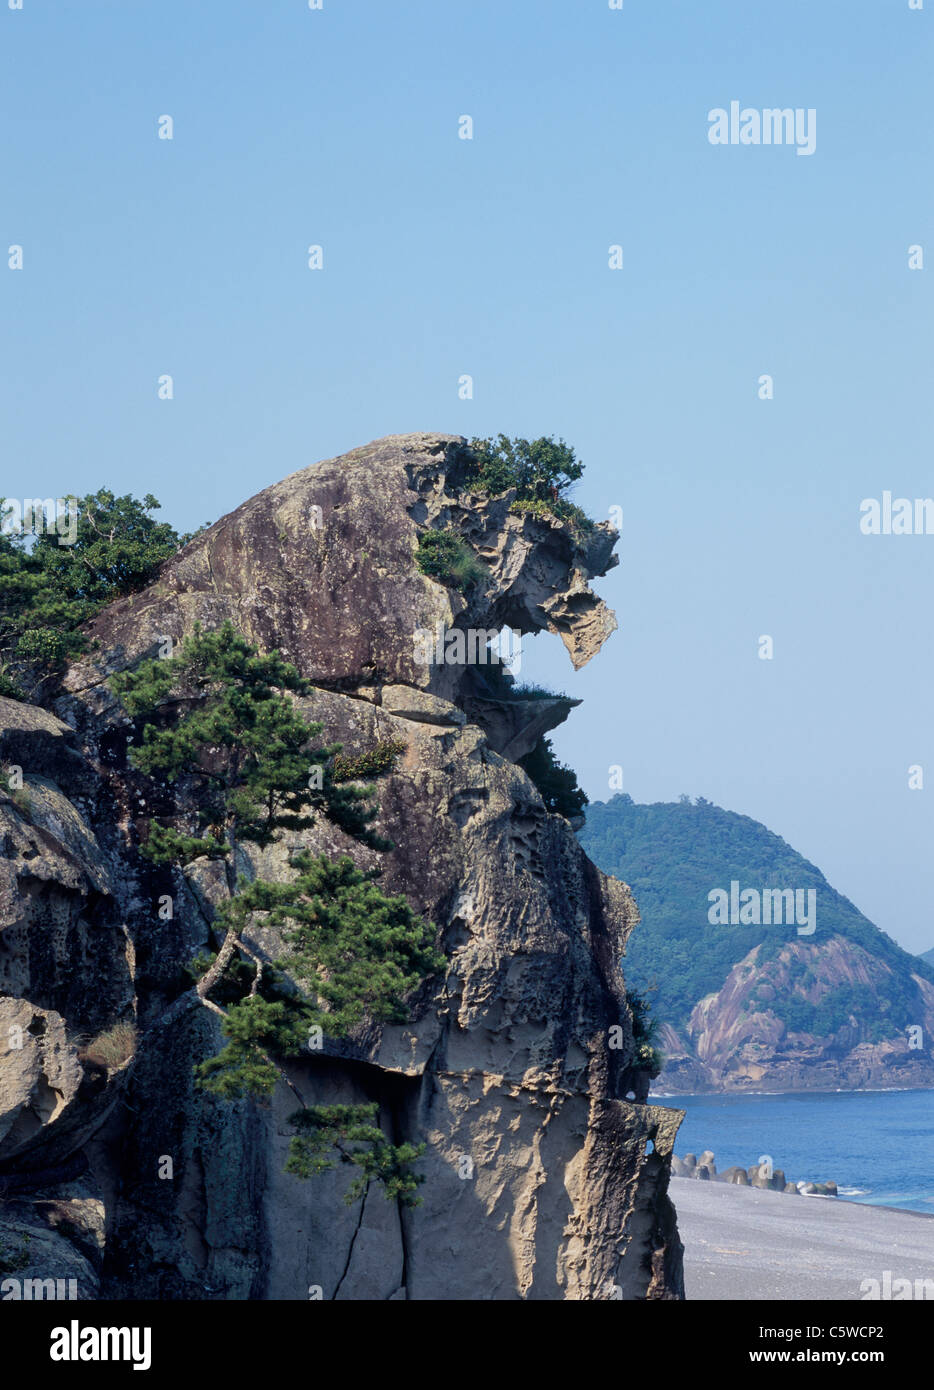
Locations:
0;434;683;1300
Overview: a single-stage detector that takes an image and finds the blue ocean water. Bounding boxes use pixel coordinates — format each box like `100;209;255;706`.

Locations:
652;1090;934;1214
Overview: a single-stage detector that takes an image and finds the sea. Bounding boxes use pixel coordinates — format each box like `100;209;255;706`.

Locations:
650;1089;934;1215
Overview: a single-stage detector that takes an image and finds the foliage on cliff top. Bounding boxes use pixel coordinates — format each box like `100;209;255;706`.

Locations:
0;490;201;700
463;435;596;534
579;794;934;1035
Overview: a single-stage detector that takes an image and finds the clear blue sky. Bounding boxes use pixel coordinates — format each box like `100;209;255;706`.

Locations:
3;1;933;952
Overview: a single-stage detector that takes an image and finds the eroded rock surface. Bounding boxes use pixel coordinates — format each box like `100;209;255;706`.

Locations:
63;433;618;702
1;433;683;1300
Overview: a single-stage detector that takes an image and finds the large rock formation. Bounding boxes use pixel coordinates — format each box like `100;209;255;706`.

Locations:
0;432;683;1300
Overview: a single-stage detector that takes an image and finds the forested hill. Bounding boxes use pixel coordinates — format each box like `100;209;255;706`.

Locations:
578;795;934;1046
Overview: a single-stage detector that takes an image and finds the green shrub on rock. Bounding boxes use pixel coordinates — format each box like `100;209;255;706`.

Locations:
416;531;488;593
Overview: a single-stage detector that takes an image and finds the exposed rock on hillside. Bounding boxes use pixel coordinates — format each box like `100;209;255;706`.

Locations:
0;434;683;1300
666;940;934;1093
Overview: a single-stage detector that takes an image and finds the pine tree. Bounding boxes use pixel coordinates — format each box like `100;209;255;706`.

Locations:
110;621;443;1204
0;490;198;700
517;736;588;819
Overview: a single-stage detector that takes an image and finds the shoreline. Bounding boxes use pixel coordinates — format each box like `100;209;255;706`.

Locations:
669;1169;934;1221
656;1089;933;1219
651;1085;934;1099
669;1176;934;1300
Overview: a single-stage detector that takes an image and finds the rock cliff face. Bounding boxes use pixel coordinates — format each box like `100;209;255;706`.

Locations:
0;433;683;1300
658;940;934;1095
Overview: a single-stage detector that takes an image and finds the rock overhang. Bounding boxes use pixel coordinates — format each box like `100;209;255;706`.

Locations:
60;433;619;707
